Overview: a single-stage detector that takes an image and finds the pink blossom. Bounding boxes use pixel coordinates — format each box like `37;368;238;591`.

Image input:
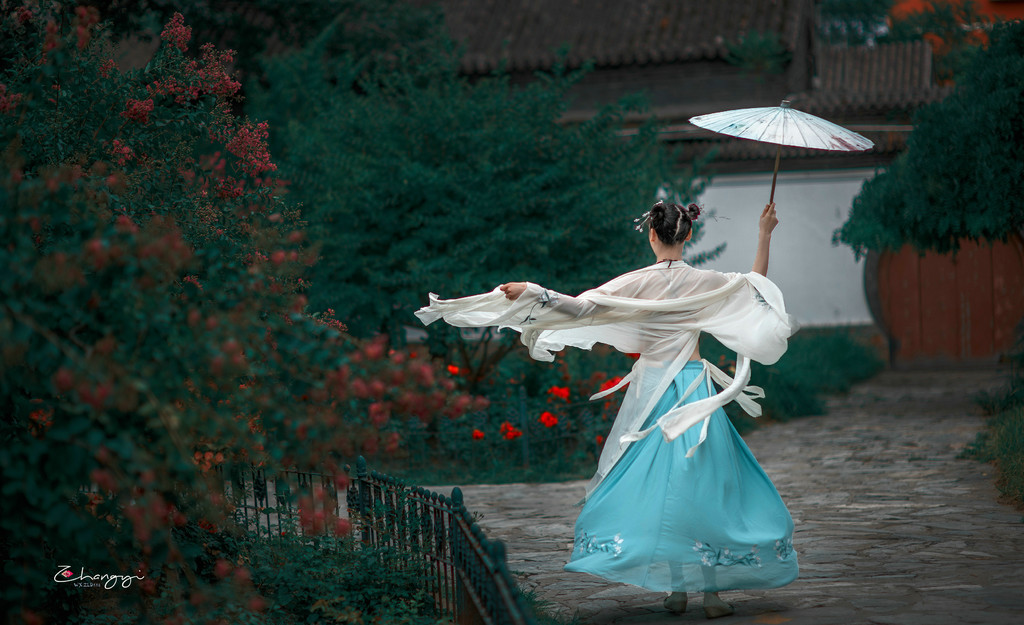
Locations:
0;84;22;114
109;139;134;165
160;13;191;52
122;98;154;124
197;43;240;98
75;6;100;50
225;120;277;176
43;20;58;54
98;59;116;78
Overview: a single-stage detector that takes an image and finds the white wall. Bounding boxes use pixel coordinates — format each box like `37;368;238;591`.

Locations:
690;168;877;327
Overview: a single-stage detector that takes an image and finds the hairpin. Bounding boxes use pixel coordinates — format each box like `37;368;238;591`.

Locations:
633;211;651;232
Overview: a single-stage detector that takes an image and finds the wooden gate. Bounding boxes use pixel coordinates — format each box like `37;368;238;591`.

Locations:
869;234;1024;365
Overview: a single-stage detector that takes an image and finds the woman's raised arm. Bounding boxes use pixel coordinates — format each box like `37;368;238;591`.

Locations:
752;202;778;277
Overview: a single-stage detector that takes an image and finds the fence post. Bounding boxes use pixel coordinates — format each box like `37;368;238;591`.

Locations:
354;456;371;546
518;386;530;469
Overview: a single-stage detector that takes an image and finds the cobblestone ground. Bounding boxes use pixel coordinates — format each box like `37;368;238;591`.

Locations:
451;368;1024;625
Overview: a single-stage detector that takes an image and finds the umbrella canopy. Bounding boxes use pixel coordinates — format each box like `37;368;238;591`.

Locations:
689;100;874;202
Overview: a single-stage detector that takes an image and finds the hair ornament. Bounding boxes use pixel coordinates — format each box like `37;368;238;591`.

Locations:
633;210;651;232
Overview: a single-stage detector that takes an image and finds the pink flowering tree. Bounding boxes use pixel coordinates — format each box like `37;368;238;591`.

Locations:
0;5;477;623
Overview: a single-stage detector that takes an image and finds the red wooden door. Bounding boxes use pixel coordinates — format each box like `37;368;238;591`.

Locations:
874;235;1024;364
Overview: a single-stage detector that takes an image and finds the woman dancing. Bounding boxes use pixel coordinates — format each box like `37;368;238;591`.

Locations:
416;201;798;618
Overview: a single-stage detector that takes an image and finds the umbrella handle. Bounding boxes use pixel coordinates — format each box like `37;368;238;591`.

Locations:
769;144;781;204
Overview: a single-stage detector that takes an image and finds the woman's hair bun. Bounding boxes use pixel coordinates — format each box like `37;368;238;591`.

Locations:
649;201;701;245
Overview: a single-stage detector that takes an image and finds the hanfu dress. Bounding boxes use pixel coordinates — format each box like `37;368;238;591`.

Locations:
415;261;799;593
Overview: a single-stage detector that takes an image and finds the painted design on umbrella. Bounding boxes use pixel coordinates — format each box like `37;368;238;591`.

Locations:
689;100;874;202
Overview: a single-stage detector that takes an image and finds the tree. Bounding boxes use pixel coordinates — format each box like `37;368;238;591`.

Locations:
835;21;1024;257
249;18;716;364
884;0;997;83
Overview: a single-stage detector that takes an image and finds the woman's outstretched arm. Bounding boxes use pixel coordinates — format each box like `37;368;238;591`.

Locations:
752;202;778;277
498;281;609;320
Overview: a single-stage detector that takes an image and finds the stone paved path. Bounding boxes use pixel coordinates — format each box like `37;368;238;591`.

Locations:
449;368;1024;625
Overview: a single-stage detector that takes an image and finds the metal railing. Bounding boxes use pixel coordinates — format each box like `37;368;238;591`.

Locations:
346;456;539;625
212;458;539;624
213;463;343;539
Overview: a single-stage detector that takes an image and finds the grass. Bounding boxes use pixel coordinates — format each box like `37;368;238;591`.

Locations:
963;372;1024;509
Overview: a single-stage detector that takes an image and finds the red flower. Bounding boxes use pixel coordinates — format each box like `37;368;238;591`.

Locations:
595;435;605;446
499;421;522;440
539;411;558;428
471;429;485;440
547;386;570;401
447;364;460;375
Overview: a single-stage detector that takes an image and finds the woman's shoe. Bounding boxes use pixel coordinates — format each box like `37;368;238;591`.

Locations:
664;591;688;613
702;592;734;618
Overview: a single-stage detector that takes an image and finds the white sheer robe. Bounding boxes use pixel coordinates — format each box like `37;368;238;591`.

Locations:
415;262;797;497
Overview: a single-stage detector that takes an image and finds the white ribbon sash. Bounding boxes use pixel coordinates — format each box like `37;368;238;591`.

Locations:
615;358;765;457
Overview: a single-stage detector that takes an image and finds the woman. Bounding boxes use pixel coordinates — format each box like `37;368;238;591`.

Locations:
416;201;798;618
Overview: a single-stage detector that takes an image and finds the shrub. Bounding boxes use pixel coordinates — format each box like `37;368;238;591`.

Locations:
0;6;477;622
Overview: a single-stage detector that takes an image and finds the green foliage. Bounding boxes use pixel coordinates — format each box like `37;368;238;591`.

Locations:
246;534;440;625
962;406;1024;506
965;326;1024;507
249;18;689;341
817;0;894;46
835;20;1024;257
725;30;792;76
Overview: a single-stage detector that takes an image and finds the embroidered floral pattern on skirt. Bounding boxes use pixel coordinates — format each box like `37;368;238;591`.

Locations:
574;531;624;558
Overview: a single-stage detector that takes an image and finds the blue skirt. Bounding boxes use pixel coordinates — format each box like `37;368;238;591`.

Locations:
564;361;798;592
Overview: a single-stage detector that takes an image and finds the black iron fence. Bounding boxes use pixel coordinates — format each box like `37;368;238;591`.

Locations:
213;463;344;539
213;458;539;624
346;456;539;625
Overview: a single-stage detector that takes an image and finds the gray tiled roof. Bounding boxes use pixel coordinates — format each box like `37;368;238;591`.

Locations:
793;40;952;116
431;0;810;73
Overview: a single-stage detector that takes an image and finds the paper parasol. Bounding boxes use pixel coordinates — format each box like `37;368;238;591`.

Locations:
689;100;874;202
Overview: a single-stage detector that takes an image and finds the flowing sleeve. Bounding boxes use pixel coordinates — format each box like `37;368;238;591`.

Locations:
702;271;798;366
414;273;642;361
